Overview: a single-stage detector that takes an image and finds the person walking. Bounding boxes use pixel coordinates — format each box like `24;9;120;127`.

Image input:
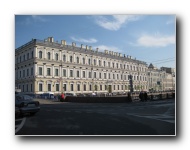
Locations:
60;92;65;102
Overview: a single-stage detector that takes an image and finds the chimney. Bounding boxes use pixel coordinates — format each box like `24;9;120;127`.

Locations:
72;42;76;47
61;40;66;45
48;37;54;43
81;44;83;49
89;46;92;50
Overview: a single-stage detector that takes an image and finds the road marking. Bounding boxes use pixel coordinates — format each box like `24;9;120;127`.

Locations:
15;117;26;134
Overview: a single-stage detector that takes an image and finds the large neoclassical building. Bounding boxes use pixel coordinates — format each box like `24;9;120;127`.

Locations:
15;37;148;95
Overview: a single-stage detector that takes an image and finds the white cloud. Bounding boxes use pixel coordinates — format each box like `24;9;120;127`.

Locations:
137;34;175;47
94;15;141;31
70;36;97;44
95;45;123;53
166;19;174;25
31;15;47;22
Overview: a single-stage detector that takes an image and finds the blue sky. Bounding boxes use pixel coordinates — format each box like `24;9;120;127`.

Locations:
15;15;176;68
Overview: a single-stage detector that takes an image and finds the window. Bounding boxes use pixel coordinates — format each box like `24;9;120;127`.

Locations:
39;83;43;91
120;64;122;69
39;67;43;75
84;84;86;91
27;69;29;76
83;71;85;78
77;84;80;91
108;62;110;68
31;67;33;76
99;60;101;66
56;84;59;91
47;52;51;60
47;68;51;76
94;59;96;65
100;85;102;90
90;85;92;91
109;73;111;79
83;57;85;64
63;69;66;77
77;57;79;63
94;72;96;78
113;74;115;79
55;53;59;60
104;61;106;67
26;84;28;92
88;59;91;65
112;63;115;68
20;56;22;62
70;56;73;63
23;55;25;61
63;84;67;91
31;51;33;58
118;85;120;90
23;85;25;92
70;84;74;91
116;63;118;68
23;70;25;77
55;69;59;76
89;72;91;78
39;51;42;58
77;70;80;78
27;53;29;59
99;73;101;79
31;84;33;92
63;55;66;62
70;70;73;77
48;84;51;91
104;73;106;79
19;71;21;78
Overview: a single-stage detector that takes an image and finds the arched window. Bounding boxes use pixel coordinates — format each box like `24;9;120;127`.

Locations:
104;61;106;67
77;57;79;63
47;52;51;60
88;59;91;65
63;55;66;62
70;56;73;63
39;51;43;58
99;60;101;66
55;53;59;60
94;59;96;65
83;57;85;64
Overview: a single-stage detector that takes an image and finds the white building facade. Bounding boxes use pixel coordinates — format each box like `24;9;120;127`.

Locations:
15;37;148;95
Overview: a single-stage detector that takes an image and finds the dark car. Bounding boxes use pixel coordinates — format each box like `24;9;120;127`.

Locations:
15;94;40;116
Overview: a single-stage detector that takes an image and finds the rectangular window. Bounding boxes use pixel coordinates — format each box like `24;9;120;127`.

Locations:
70;70;73;77
27;69;29;76
100;85;102;90
77;71;80;78
39;67;43;75
77;84;80;91
70;84;74;91
118;85;120;90
47;68;51;76
23;85;25;92
48;84;51;91
23;70;25;77
89;72;91;78
39;83;43;91
63;69;66;77
20;71;22;78
83;71;85;78
27;53;29;59
94;72;96;78
63;84;67;91
99;73;101;79
109;73;111;79
55;69;59;76
26;84;28;92
31;67;33;76
104;73;106;79
56;84;59;91
84;84;86;91
31;84;33;92
90;85;92;91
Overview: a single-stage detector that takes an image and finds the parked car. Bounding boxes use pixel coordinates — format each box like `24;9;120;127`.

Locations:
15;94;40;116
65;92;77;97
40;92;54;99
15;107;20;118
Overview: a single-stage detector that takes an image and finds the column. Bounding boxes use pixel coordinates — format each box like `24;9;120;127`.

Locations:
59;50;62;61
34;62;37;76
43;63;46;76
34;46;37;58
52;49;54;60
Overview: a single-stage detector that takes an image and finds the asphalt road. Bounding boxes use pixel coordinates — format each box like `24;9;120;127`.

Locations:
15;98;175;136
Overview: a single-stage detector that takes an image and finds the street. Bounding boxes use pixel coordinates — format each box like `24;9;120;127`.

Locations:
15;98;175;135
